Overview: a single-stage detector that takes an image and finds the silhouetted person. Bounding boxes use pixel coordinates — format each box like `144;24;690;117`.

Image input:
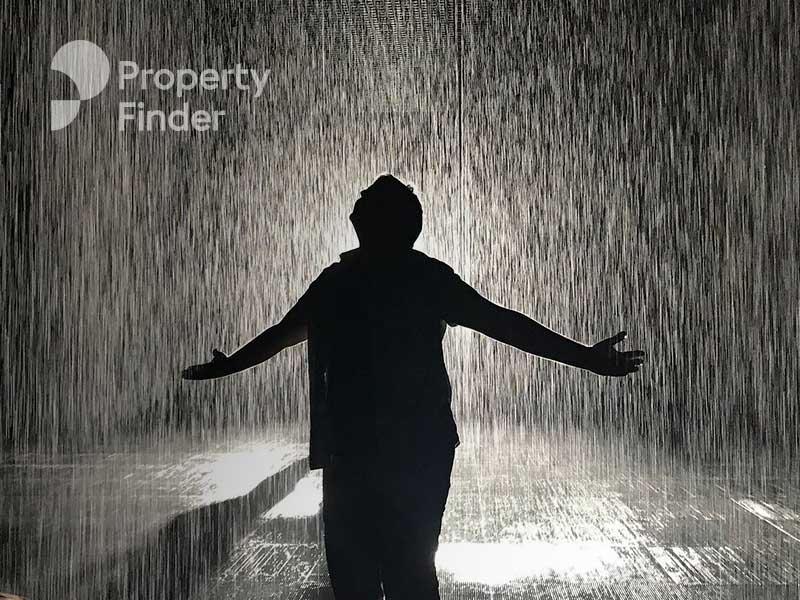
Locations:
182;174;645;600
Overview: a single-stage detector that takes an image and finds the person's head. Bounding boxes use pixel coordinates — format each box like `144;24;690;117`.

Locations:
350;174;423;250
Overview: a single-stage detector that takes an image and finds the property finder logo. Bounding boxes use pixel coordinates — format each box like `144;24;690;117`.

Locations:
50;40;270;132
50;40;110;130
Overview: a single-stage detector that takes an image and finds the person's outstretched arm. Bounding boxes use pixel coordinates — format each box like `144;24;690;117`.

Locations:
445;274;645;376
181;291;310;380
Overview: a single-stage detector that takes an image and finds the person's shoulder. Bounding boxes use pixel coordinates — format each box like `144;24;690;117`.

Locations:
409;249;457;277
309;255;348;288
314;248;367;283
408;251;468;311
409;249;448;268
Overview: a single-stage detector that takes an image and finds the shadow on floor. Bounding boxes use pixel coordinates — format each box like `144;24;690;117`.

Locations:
295;585;336;600
106;458;308;600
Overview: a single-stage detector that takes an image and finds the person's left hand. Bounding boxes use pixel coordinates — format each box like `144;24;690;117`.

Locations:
585;331;645;376
181;349;230;380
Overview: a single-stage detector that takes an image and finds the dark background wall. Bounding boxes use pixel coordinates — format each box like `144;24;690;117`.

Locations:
2;0;797;458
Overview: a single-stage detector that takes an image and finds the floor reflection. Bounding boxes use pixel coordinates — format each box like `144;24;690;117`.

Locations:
0;431;308;599
205;423;800;599
435;541;625;584
2;423;799;599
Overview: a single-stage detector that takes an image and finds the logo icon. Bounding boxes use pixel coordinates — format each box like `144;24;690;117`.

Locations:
50;40;110;130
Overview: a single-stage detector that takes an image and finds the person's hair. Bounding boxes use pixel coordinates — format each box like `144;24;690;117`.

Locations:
350;174;423;249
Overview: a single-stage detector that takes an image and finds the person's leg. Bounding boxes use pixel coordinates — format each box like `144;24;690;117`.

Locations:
322;461;383;600
375;446;455;600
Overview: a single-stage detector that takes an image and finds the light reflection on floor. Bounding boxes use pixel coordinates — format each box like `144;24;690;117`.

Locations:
0;432;308;599
262;471;323;519
435;541;625;585
204;423;800;599
3;424;799;599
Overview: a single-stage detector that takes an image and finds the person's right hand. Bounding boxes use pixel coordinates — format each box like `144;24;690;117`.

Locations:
181;349;231;380
584;331;645;376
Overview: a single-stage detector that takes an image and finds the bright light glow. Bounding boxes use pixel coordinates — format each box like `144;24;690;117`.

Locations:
733;498;800;521
262;471;323;518
735;499;780;520
435;542;624;585
188;443;307;504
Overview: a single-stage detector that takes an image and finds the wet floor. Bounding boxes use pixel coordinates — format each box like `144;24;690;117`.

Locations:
6;423;795;599
0;430;308;599
203;424;800;599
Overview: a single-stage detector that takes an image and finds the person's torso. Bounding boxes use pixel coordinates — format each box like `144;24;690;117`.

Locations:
310;249;458;458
